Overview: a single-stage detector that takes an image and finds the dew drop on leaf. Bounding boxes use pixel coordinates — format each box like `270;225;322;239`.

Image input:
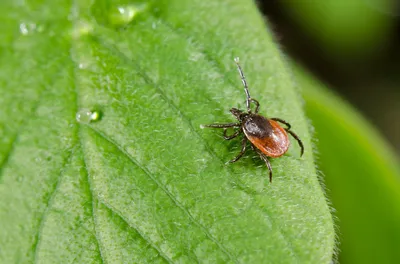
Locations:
76;109;100;124
108;4;147;27
19;22;41;35
91;0;148;28
71;20;93;39
78;62;88;69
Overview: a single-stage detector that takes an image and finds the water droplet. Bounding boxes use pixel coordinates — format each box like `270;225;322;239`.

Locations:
78;61;92;69
75;56;95;70
108;4;147;27
76;109;100;124
71;20;93;39
19;22;37;35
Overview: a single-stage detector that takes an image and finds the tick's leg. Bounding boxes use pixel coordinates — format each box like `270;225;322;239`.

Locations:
270;118;304;157
251;145;273;182
202;123;240;129
270;118;291;129
258;152;273;183
286;130;304;157
260;154;273;183
228;137;247;163
250;98;260;113
223;128;241;140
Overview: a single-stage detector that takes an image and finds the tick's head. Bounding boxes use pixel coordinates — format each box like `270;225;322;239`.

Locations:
230;108;248;121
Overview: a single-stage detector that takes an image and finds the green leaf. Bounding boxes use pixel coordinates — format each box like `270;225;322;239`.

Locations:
0;0;334;263
295;64;400;264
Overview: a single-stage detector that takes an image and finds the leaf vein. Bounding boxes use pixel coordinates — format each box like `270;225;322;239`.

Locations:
98;199;174;264
32;146;77;263
78;136;106;264
0;92;46;180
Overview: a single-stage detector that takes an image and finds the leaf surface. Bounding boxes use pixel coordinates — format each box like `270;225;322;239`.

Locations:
0;0;334;263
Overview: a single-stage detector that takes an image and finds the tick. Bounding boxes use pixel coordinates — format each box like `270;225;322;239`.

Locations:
202;57;304;182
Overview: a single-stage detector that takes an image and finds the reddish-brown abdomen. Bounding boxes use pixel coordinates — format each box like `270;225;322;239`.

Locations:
245;119;290;158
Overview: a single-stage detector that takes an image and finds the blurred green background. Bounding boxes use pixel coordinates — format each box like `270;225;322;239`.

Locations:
260;0;400;154
258;1;400;263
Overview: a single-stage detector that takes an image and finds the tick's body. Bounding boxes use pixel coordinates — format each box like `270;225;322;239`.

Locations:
243;115;289;158
203;58;304;182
